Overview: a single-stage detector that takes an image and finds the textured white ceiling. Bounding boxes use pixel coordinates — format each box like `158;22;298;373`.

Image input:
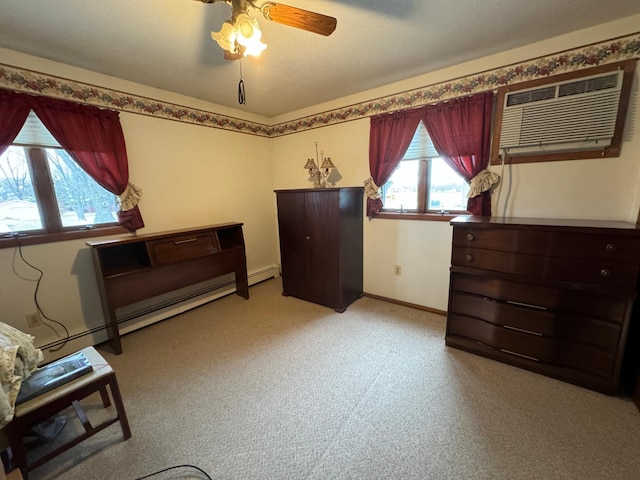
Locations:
0;1;638;118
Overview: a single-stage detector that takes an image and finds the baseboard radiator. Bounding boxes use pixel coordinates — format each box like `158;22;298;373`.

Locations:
39;265;280;356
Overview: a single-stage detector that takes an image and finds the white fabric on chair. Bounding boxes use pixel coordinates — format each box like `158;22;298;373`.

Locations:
0;323;43;429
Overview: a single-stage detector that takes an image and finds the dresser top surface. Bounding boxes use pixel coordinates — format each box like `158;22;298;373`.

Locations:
451;215;640;232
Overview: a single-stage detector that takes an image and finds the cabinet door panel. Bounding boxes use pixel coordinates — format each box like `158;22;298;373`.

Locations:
304;191;340;305
276;193;308;297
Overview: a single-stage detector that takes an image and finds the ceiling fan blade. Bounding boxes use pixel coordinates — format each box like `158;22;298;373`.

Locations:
260;2;337;36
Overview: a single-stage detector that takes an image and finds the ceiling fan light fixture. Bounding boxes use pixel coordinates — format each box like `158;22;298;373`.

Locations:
211;13;266;58
200;0;337;60
234;13;267;56
211;21;238;53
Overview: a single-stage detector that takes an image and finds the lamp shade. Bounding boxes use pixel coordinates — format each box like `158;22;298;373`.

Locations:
235;14;267;56
320;157;335;169
211;21;238;53
304;158;318;170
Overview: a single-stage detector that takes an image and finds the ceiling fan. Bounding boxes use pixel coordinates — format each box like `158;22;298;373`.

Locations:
196;0;337;60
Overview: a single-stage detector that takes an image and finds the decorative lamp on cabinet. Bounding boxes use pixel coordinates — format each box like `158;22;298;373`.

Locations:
304;142;336;188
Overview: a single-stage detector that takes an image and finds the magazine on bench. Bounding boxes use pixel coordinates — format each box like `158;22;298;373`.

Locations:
16;351;93;404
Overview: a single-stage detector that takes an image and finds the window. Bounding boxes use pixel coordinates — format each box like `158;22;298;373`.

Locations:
0;112;122;243
381;122;469;214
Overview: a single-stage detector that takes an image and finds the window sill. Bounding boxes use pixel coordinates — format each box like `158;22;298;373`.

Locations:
372;211;465;221
0;225;129;249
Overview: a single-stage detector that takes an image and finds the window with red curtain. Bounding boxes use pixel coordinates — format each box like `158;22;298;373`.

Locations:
32;96;144;230
367;91;497;218
366;108;422;216
422;91;496;216
0;88;143;245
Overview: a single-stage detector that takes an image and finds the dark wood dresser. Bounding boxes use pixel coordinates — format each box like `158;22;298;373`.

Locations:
446;215;640;396
275;187;363;312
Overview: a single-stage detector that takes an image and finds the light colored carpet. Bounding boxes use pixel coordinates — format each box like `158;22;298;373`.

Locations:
24;277;640;479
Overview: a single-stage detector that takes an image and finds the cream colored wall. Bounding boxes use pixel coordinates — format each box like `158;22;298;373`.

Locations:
0;51;277;360
270;15;640;311
1;15;639;359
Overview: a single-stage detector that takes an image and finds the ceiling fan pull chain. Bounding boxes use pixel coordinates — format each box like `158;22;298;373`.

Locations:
238;79;246;105
238;59;246;105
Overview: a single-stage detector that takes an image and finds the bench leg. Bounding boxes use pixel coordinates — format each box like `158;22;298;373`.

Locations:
5;420;29;480
108;373;131;440
99;386;111;408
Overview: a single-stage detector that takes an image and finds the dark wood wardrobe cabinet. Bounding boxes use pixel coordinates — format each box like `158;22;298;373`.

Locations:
275;188;363;312
446;215;640;398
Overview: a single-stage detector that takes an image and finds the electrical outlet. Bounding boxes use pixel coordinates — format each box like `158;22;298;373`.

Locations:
394;265;401;276
26;312;41;328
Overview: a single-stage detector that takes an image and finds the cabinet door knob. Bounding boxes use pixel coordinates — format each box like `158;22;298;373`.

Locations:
600;269;612;278
465;254;473;262
466;233;475;241
605;243;617;252
306;236;310;240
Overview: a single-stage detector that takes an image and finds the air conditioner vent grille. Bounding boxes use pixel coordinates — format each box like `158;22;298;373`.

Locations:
499;70;624;155
506;87;555;107
558;73;619;98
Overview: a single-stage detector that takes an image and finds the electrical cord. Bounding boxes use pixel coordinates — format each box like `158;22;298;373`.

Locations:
133;464;213;480
495;147;512;218
16;243;70;352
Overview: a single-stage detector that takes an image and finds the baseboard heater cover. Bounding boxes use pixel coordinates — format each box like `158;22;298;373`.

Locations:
117;265;280;335
40;265;280;351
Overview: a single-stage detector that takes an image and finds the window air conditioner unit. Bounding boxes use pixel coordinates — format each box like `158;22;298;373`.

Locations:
498;70;624;156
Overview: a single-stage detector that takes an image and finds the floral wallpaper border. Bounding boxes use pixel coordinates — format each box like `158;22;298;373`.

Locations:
1;32;638;138
272;33;640;136
0;64;272;137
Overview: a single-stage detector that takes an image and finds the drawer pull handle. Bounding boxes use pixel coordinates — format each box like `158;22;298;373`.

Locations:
466;233;475;241
504;325;543;336
600;269;612;278
506;300;547;311
605;243;617;252
173;238;198;245
464;254;473;262
500;349;539;362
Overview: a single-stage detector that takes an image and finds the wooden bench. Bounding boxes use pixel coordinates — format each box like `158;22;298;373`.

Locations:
4;347;131;479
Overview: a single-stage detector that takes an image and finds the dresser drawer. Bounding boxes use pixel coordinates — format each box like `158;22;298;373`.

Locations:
148;233;220;266
452;246;639;289
453;227;640;262
449;292;622;351
448;314;616;378
451;272;632;322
